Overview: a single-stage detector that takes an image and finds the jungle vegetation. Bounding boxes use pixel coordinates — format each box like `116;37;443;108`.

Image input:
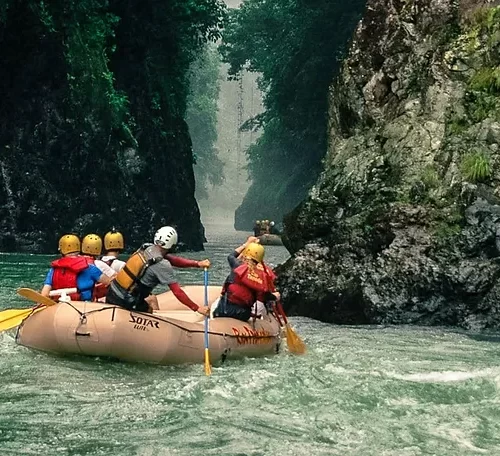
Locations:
220;0;367;228
0;0;226;251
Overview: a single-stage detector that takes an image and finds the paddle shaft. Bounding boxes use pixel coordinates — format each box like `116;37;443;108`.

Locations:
203;268;211;375
276;301;289;324
204;268;209;347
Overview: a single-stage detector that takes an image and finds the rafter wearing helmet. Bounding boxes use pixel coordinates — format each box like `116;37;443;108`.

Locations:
105;226;211;314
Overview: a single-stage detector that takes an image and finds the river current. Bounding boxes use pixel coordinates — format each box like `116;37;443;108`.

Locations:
1;225;500;455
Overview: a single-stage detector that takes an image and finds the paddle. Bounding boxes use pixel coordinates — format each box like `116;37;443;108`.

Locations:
203;267;212;375
276;300;306;355
0;306;46;332
0;288;58;332
18;288;58;307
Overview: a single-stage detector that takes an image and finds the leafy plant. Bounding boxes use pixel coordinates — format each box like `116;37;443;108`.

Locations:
461;150;492;182
470;67;500;94
420;165;440;189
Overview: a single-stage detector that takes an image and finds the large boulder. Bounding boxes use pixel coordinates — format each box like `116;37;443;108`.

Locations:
279;0;500;329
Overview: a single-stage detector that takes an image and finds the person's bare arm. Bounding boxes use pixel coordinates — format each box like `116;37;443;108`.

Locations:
41;284;52;297
98;274;112;286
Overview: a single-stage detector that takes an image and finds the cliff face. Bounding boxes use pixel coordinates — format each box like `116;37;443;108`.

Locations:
0;1;208;253
279;0;500;329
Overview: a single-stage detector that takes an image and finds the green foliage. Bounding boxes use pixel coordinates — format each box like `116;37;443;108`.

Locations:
420;165;440;189
433;221;461;240
465;90;500;123
446;114;469;135
220;0;365;223
461;150;492;182
470;67;500;94
0;0;228;247
186;44;224;199
467;6;500;32
432;206;462;243
460;7;500;124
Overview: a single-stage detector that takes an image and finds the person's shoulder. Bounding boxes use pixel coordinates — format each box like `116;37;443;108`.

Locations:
88;264;102;273
158;257;173;267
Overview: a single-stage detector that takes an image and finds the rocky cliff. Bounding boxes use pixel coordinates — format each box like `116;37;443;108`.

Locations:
279;0;500;329
0;1;224;253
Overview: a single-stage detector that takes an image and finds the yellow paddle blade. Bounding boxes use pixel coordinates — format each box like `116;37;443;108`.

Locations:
204;348;212;376
0;306;45;332
17;288;58;307
285;324;307;355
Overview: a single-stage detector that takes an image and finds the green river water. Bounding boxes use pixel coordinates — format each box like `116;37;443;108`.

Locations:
1;227;500;455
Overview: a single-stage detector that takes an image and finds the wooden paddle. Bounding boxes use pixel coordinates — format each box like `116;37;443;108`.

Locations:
276;301;306;355
0;288;58;332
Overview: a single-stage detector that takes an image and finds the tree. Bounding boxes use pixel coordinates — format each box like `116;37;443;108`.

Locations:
220;0;366;228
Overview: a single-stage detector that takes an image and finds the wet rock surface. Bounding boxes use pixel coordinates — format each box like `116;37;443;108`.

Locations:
279;0;500;329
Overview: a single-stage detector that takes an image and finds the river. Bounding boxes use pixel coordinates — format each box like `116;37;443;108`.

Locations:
1;225;500;455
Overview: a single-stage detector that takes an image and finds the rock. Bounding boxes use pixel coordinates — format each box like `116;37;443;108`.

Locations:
279;0;500;329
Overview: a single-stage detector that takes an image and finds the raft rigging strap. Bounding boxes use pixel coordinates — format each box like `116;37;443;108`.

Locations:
61;302;280;339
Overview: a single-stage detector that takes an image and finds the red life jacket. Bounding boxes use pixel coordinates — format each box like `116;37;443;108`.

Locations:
51;256;90;300
224;262;276;307
93;282;108;301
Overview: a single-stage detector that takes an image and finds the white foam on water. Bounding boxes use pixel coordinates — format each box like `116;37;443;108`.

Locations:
432;427;488;453
208;385;234;399
385;397;421;406
385;367;500;383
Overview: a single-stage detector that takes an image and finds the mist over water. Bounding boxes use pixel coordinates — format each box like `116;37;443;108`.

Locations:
197;0;262;226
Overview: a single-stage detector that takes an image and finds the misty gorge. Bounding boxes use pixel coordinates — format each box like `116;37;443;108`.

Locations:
2;0;500;330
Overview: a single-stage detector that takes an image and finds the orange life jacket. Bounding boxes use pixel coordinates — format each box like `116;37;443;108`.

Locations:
113;244;163;293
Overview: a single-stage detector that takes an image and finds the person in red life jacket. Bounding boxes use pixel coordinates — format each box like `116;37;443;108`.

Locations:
105;226;211;314
41;234;112;301
213;236;279;321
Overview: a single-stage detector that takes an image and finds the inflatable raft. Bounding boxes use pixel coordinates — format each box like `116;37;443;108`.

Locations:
258;233;283;246
16;286;281;366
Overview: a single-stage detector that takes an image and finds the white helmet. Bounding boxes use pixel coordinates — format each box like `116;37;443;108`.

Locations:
154;226;178;249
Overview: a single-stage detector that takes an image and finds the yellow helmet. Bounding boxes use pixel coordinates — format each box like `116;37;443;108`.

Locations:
256;220;261;224
58;234;80;255
104;230;124;251
82;234;102;256
242;242;265;263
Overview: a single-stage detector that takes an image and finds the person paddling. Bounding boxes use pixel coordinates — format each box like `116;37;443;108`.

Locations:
213;236;279;321
41;234;112;301
105;226;211;314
